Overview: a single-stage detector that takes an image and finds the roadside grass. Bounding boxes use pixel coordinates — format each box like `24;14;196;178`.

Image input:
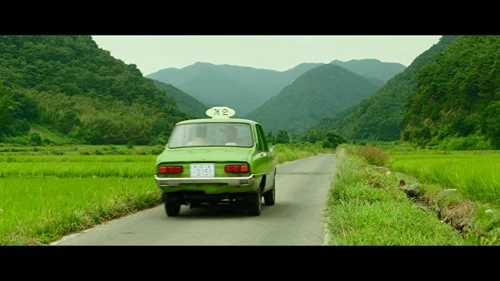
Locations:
274;142;334;163
324;144;500;245
0;142;330;245
325;145;466;245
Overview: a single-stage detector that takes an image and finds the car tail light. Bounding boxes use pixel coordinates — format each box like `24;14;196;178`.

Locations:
225;164;249;173
158;165;183;174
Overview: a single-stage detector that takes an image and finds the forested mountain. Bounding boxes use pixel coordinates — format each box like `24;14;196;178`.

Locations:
0;35;190;145
331;59;406;83
146;62;323;116
147;59;405;117
244;64;383;134
401;35;500;149
151;79;207;118
313;36;459;141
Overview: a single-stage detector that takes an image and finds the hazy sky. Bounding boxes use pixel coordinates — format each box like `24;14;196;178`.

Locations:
91;35;442;76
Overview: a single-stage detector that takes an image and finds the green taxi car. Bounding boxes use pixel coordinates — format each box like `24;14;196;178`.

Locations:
154;106;277;217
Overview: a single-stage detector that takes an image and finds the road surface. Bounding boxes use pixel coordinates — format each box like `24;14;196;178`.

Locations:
52;153;337;245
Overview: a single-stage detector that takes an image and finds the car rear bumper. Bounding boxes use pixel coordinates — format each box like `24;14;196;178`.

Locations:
154;174;255;188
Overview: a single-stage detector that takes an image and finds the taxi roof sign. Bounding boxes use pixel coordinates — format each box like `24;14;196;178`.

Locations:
205;106;236;118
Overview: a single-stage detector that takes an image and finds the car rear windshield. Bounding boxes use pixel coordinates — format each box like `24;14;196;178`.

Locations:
168;122;254;148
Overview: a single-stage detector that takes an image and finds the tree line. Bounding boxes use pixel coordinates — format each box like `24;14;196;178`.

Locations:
266;128;347;149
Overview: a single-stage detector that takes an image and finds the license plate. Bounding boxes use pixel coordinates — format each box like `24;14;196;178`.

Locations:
190;163;215;177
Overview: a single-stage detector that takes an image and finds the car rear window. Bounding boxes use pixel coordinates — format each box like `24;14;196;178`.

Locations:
168;122;254;148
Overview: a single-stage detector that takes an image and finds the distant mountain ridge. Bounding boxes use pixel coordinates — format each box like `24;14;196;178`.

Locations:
331;58;406;83
147;62;321;116
146;59;405;116
244;64;384;134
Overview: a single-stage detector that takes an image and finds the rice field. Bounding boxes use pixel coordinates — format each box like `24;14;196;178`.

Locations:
388;150;500;204
0;153;160;245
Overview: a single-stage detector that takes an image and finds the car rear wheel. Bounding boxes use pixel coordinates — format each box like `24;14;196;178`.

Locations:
163;192;181;217
263;186;275;206
165;202;180;217
246;189;262;216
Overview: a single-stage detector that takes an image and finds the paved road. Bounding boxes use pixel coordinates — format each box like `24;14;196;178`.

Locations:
52;153;337;245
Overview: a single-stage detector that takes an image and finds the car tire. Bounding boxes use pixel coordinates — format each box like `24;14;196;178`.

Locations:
163;192;181;217
165;202;181;217
263;173;276;206
263;186;275;206
246;189;262;216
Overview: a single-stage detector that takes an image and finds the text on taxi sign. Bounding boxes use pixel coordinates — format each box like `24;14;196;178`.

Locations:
206;106;236;118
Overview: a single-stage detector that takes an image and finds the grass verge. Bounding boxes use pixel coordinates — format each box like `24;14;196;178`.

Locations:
324;144;500;245
274;142;333;163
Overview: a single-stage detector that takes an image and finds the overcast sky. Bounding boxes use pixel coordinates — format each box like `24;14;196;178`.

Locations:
91;35;442;76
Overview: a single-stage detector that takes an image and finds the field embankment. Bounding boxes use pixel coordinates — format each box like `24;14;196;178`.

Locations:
0;142;330;245
324;144;500;245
